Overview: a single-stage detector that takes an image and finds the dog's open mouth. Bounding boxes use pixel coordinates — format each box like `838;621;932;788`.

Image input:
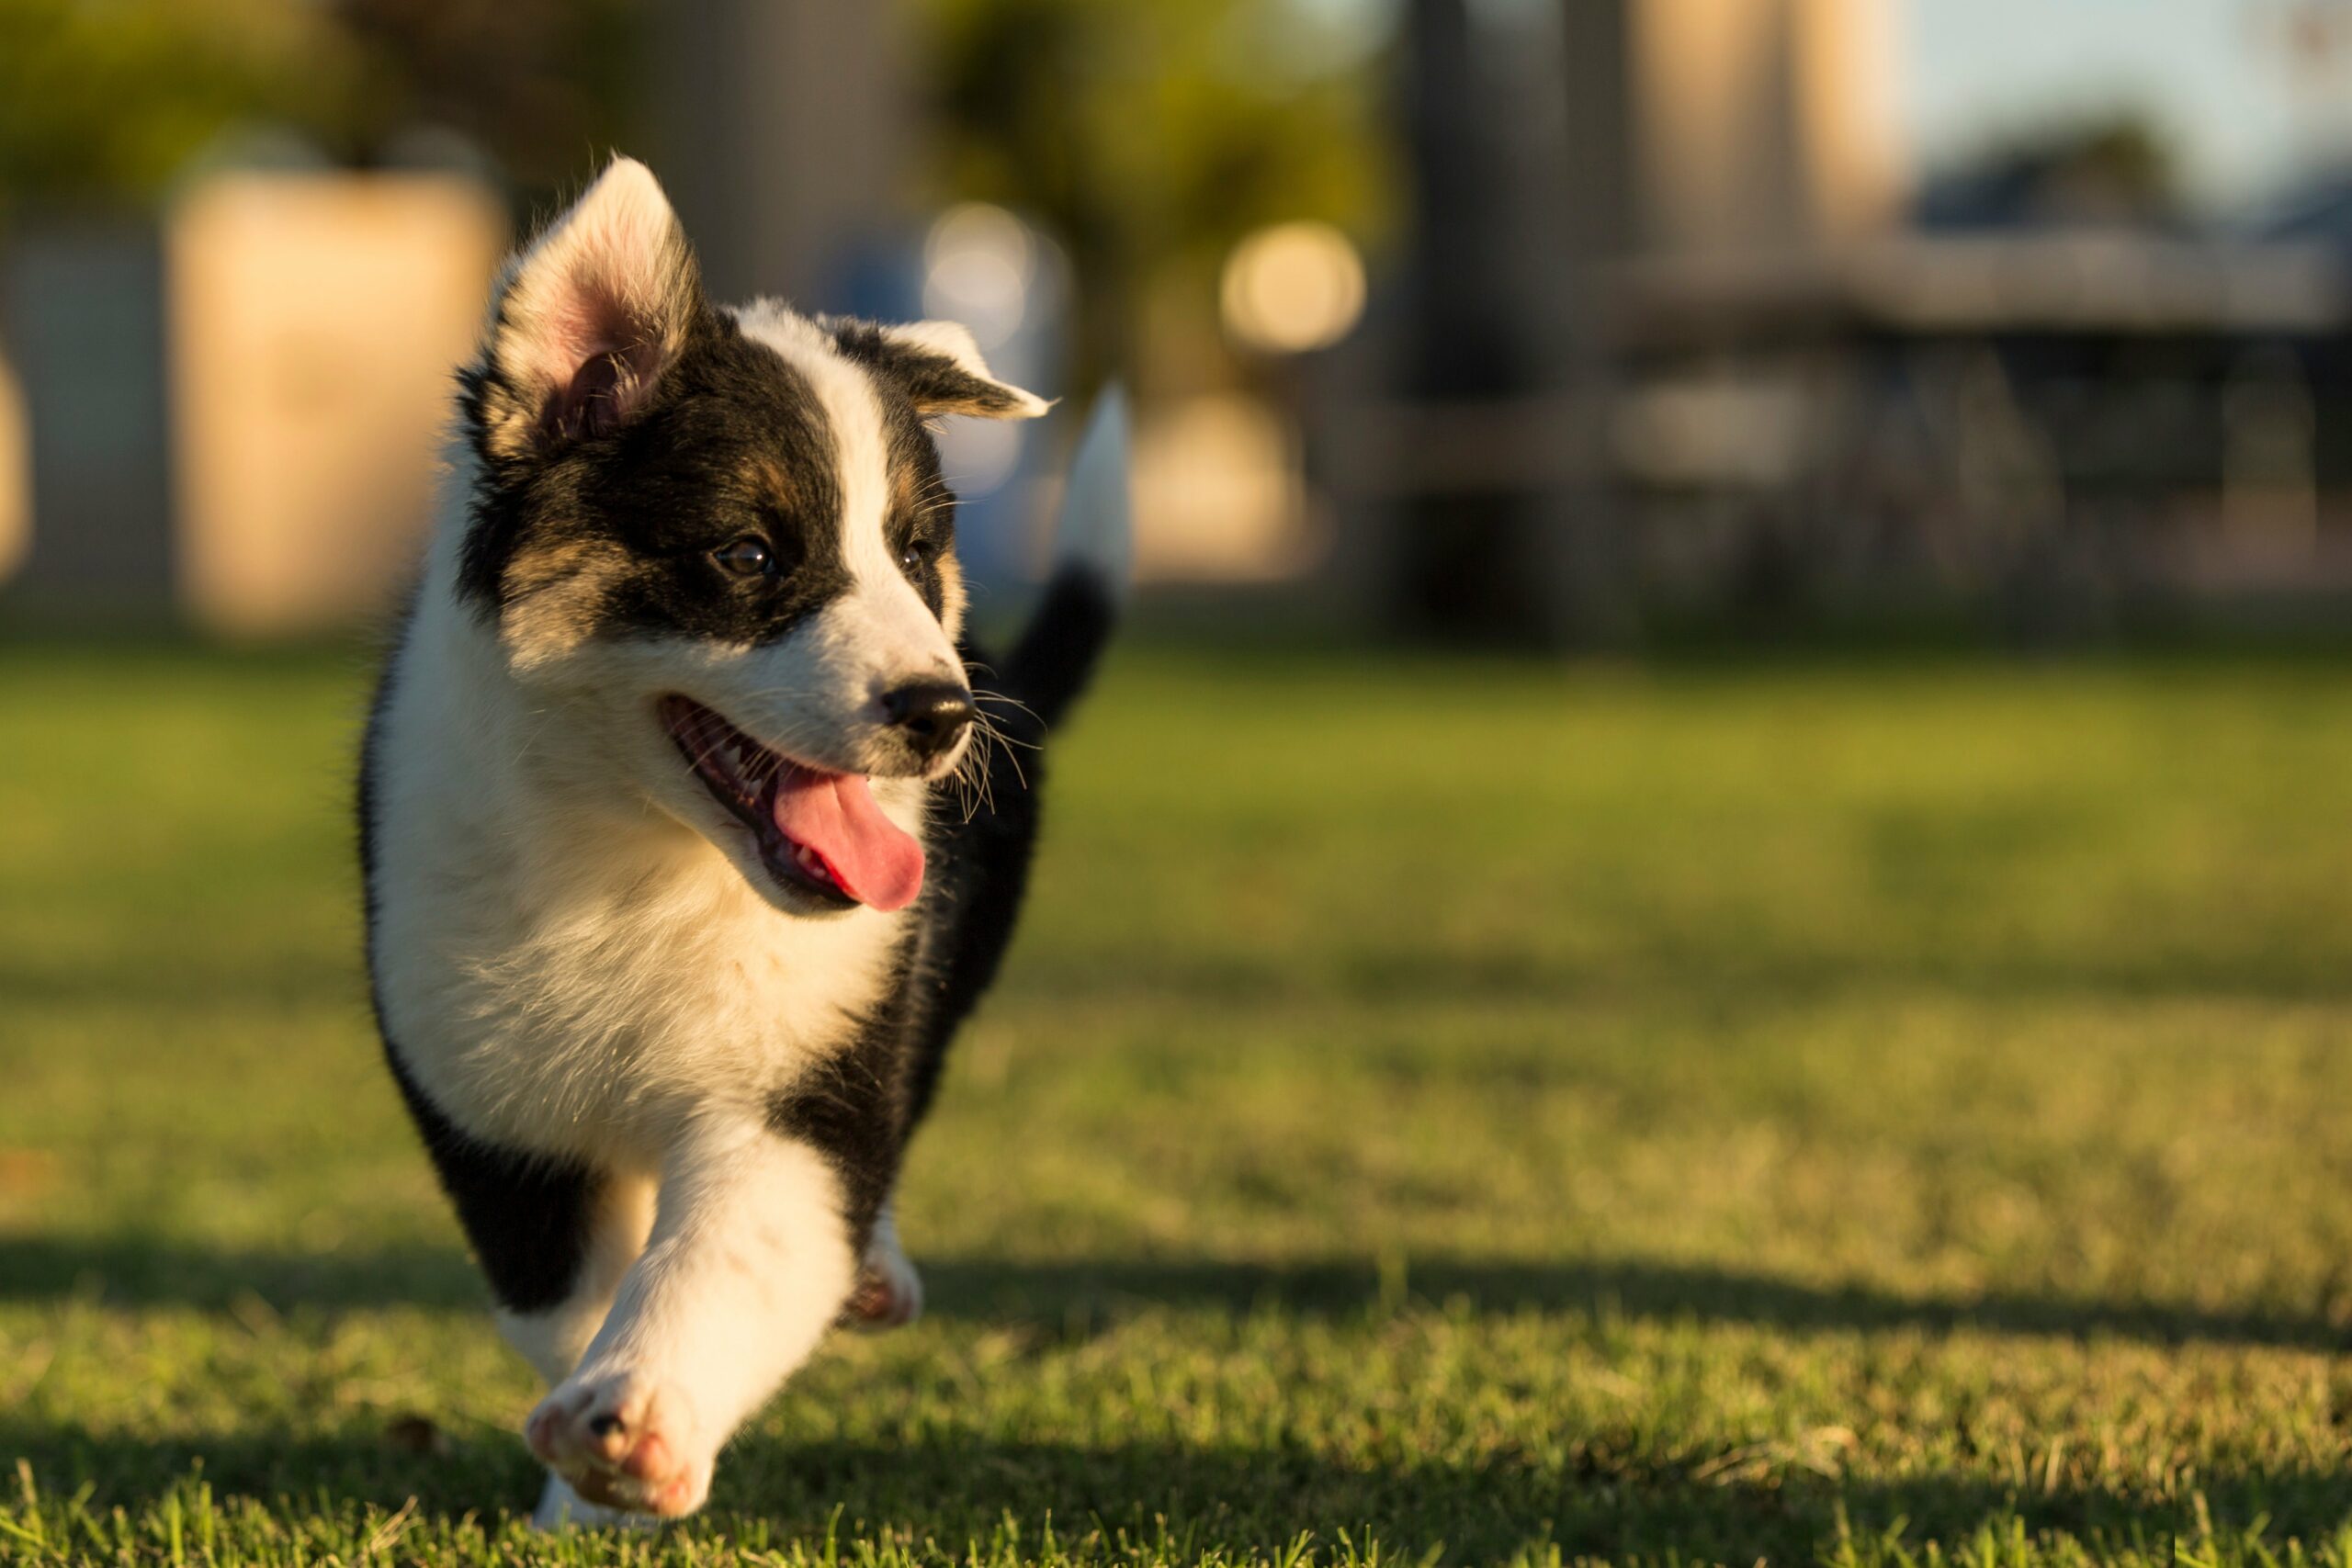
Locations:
657;695;925;911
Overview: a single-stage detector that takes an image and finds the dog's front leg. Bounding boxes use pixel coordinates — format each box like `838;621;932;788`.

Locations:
524;1116;857;1520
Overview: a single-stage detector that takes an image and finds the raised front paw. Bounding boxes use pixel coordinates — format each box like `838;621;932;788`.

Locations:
525;1371;712;1518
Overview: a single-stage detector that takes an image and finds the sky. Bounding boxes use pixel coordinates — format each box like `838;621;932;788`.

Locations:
1902;0;2350;211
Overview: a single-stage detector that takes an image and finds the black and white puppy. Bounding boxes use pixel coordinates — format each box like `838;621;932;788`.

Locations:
359;158;1125;1526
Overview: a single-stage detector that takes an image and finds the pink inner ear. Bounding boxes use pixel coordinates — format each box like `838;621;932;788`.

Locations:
546;351;627;442
529;263;663;443
492;158;695;450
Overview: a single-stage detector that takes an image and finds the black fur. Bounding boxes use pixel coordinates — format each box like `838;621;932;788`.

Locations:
767;551;1124;1172
762;561;1119;1210
898;655;1046;1132
763;935;917;1251
1001;569;1120;731
385;1049;607;1314
890;570;1112;1132
873;381;957;621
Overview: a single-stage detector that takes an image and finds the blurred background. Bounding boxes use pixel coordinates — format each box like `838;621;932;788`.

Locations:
16;0;2352;646
16;11;2352;1556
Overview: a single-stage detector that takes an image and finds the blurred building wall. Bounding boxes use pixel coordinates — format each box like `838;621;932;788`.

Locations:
170;175;505;637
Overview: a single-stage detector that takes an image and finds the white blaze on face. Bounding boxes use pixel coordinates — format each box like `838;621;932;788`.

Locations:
731;302;962;699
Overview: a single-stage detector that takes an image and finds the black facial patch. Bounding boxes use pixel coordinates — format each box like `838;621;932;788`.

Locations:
456;310;956;648
874;389;957;621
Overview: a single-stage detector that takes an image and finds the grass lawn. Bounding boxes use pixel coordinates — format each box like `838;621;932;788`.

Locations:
4;640;2352;1565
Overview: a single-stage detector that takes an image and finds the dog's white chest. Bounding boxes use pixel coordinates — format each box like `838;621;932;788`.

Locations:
378;830;904;1157
368;622;909;1162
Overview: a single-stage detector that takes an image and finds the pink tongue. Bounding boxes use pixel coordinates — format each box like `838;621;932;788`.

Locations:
771;770;925;910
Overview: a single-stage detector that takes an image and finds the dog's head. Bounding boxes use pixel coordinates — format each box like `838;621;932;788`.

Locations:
453;158;1046;916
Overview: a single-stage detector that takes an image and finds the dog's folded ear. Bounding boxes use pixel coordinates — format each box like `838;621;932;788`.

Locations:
468;157;704;459
820;317;1051;421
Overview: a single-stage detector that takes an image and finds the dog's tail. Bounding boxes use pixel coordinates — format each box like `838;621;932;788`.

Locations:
995;387;1130;731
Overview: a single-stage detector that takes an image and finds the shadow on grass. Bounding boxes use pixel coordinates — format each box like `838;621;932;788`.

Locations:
0;1233;486;1312
19;937;2352;1028
998;945;2352;1016
2;1233;2340;1352
0;1416;2222;1562
0;950;366;1010
919;1257;2352;1352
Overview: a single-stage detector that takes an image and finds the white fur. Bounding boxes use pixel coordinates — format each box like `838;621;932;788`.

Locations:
735;300;971;674
525;1127;854;1516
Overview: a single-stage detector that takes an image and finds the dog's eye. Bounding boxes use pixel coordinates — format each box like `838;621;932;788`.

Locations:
713;537;774;578
898;538;936;571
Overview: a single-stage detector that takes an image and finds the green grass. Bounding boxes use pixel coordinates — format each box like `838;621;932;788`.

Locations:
4;640;2352;1566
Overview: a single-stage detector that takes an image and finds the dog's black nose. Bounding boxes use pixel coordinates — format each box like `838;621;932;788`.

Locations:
880;680;975;760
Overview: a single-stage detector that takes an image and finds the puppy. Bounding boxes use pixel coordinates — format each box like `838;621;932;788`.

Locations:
359;157;1125;1526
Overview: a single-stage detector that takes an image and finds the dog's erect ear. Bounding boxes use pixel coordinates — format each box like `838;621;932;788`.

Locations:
469;157;702;458
822;317;1050;420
